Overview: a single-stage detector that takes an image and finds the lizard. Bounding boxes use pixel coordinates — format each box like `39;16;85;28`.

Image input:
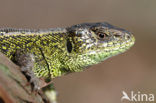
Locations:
0;22;135;102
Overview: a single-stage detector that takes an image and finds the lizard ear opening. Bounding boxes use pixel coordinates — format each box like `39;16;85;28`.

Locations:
66;39;72;53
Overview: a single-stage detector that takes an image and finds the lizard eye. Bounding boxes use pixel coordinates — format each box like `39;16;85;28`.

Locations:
98;33;107;39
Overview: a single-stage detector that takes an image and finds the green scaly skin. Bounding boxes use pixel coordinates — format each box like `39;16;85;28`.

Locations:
0;22;135;82
0;22;135;102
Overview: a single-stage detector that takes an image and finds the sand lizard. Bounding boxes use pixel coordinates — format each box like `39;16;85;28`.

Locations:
0;22;135;102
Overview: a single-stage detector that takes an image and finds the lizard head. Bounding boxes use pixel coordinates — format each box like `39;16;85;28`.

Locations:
65;22;135;72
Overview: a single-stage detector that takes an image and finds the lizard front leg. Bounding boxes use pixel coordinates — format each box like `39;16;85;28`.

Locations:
14;49;57;103
13;49;50;90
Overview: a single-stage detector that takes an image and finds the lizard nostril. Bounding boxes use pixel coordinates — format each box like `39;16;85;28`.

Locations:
125;33;131;39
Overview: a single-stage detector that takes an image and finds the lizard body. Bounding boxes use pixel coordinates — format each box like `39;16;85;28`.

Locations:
0;22;135;80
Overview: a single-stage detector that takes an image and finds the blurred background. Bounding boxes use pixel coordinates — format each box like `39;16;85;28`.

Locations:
0;0;155;103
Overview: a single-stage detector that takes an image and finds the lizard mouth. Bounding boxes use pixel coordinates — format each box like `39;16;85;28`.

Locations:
112;34;135;52
87;33;135;63
96;33;135;53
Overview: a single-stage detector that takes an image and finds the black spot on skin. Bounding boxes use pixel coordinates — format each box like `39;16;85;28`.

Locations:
54;45;58;48
0;33;4;36
66;39;72;53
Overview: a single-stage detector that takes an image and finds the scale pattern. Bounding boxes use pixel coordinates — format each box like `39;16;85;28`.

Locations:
0;22;135;79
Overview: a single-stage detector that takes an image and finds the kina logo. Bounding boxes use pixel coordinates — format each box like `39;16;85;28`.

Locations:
121;91;154;102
